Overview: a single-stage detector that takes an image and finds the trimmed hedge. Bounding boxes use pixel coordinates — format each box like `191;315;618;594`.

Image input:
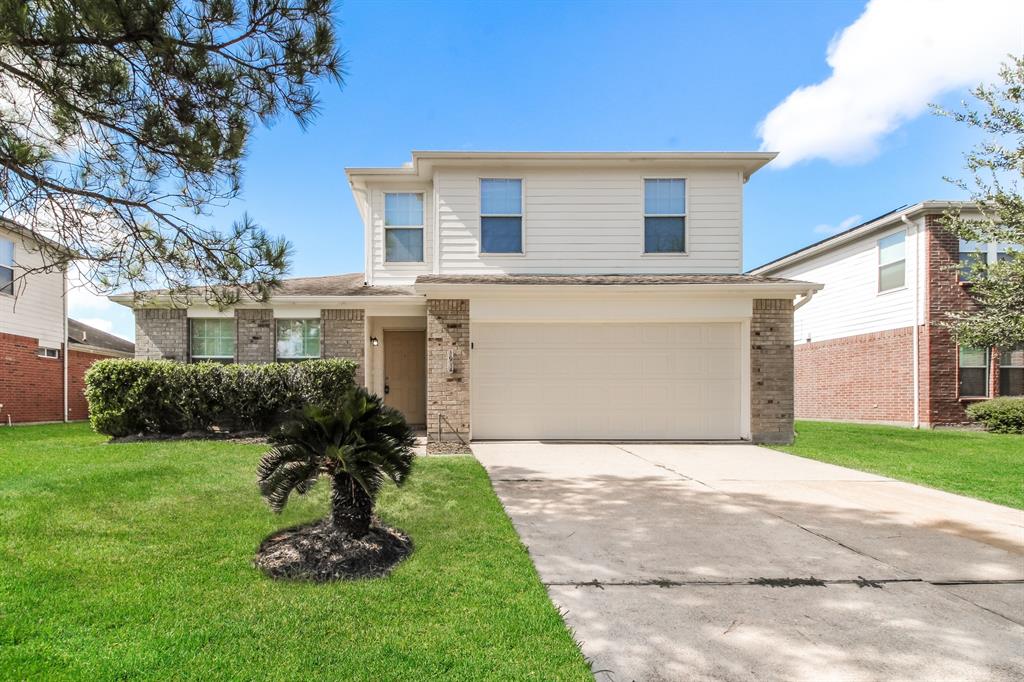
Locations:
86;359;358;437
966;397;1024;434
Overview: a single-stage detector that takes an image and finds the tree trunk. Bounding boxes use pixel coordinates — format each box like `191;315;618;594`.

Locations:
330;472;373;537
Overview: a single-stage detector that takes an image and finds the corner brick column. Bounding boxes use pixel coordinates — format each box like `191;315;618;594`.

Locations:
750;298;795;444
321;309;365;386
134;308;187;361
235;309;274;363
426;299;469;442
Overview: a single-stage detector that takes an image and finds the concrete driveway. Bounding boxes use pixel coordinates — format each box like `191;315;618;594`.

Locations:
472;442;1024;682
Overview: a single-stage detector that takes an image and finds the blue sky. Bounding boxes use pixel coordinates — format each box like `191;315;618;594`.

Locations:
78;0;1023;340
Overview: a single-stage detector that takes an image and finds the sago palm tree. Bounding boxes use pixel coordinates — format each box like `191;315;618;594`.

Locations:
257;388;416;538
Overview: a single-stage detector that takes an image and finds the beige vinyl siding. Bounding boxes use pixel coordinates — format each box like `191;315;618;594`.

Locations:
368;184;433;285
435;166;743;275
0;225;65;348
776;219;926;344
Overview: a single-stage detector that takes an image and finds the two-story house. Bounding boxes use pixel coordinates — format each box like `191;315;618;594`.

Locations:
113;151;819;443
750;201;1022;427
1;219;134;424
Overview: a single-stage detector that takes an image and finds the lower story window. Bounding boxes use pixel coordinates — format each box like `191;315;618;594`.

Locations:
959;346;989;398
191;318;235;363
37;347;60;359
1000;345;1023;396
276;319;320;361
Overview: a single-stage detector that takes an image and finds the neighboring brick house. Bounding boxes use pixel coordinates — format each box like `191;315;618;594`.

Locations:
0;219;134;424
112;151;820;443
749;201;1022;427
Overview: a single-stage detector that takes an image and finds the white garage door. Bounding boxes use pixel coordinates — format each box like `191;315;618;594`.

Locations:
472;322;744;440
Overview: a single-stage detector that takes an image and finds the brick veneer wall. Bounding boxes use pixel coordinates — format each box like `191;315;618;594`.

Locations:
426;299;470;442
750;299;795;444
322;309;365;386
794;326;921;424
235;309;274;363
135;308;187;360
923;214;1002;425
68;348;116;421
0;332;64;423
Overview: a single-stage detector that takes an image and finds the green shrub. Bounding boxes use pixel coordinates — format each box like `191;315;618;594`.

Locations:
966;397;1024;434
86;359;358;437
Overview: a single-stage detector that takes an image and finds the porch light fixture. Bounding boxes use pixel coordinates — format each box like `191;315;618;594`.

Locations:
370;336;379;347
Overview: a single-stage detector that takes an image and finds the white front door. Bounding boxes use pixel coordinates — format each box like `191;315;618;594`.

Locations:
471;322;744;440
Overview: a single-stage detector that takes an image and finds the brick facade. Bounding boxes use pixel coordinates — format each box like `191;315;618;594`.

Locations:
321;309;365;386
235;309;274;363
750;299;795;444
425;299;470;442
134;308;188;360
0;332;64;423
794;326;922;424
67;348;113;422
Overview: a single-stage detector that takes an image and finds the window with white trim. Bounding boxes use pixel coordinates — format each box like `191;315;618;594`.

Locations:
37;347;60;359
0;237;13;295
480;178;523;254
276;319;320;361
1000;345;1023;396
384;193;424;262
959;240;1018;281
190;318;235;363
877;230;906;292
959;346;989;398
644;179;686;253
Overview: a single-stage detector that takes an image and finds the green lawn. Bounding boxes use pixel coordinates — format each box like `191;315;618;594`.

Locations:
0;423;590;681
773;421;1024;509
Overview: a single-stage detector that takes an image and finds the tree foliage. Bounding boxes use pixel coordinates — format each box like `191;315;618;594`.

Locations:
933;55;1024;349
0;0;343;303
257;390;416;538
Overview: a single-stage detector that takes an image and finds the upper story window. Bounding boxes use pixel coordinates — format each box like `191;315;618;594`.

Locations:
0;237;13;295
877;230;906;293
384;193;424;262
276;319;321;361
480;178;523;254
644;179;686;254
190;318;235;363
959;240;1016;281
1001;346;1023;396
959;346;989;398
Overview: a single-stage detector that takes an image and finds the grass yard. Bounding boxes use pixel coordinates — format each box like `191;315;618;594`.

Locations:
774;421;1024;510
0;423;590;681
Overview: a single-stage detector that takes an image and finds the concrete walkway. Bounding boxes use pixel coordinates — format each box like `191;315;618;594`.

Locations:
472;442;1024;682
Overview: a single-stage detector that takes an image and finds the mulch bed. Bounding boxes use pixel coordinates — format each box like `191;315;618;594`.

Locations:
426;441;474;456
110;430;269;445
253;518;412;582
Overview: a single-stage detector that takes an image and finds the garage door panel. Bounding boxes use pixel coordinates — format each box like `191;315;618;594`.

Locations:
472;322;744;440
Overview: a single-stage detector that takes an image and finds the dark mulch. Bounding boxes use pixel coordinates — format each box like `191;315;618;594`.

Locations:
426;441;474;456
253;518;412;582
110;430;268;444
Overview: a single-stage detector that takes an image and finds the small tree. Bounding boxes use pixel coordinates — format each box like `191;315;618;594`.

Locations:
0;0;344;304
932;55;1024;349
257;389;416;538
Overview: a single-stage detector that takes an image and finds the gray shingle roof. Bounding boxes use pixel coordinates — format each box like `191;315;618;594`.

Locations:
270;273;414;296
68;319;135;354
415;273;815;286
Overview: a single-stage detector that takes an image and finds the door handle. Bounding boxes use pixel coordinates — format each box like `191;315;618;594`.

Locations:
384;384;390;395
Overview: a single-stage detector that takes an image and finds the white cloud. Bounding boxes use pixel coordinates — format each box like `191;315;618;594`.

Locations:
813;214;863;235
66;264;136;341
758;0;1024;168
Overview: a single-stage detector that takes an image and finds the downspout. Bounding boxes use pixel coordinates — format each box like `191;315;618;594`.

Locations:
62;266;68;423
793;287;816;311
902;213;920;428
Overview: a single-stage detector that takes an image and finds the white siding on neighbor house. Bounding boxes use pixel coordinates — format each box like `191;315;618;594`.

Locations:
364;165;745;283
0;225;65;349
368;183;433;286
774;217;926;344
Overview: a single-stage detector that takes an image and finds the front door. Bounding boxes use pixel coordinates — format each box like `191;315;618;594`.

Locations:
383;330;426;427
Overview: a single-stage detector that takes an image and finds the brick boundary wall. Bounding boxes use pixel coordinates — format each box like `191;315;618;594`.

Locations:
750;299;795;444
425;299;470;442
134;308;187;360
322;309;365;386
794;326;921;425
235;309;274;363
0;332;64;423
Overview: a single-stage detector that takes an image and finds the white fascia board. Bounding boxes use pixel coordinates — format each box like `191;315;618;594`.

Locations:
114;294;426;309
414;282;821;299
